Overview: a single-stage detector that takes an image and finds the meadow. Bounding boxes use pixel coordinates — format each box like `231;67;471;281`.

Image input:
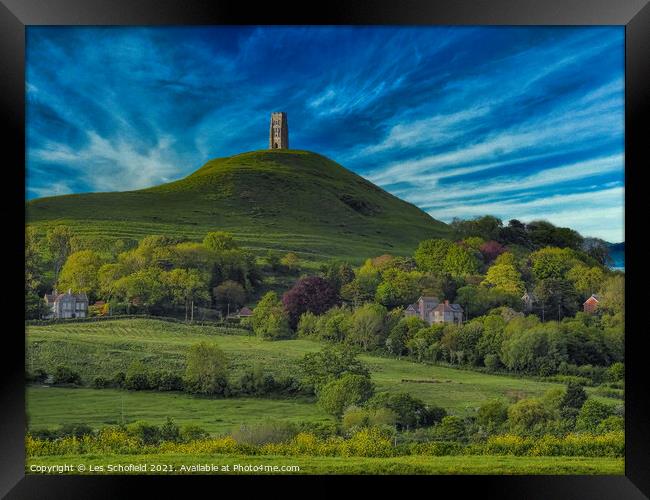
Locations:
26;318;620;435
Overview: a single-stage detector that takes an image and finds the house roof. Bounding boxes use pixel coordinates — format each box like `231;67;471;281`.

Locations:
432;301;463;313
238;306;253;316
584;294;601;304
45;290;88;303
418;296;439;303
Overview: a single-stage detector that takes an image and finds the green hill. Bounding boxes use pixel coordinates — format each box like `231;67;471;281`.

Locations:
26;150;450;262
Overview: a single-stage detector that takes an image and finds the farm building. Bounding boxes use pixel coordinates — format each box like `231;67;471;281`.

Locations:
583;294;601;314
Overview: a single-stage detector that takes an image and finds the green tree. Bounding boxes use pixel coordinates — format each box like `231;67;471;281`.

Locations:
251;291;292;340
477;399;509;431
113;268;167;312
317;374;375;418
598;274;624;316
203;231;238;252
482;262;525;295
57;250;103;298
46;225;73;281
280;252;300;273
213;280;246;316
183;342;229;395
162;268;210;321
559;381;588;421
298;345;369;390
414;239;453;275
375;269;423;308
567;264;604;297
443;244;480;278
435;415;467;440
507;398;551;432
530;247;578;280
347;303;387;350
575;399;616;432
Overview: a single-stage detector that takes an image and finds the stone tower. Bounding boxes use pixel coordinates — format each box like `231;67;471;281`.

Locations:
269;112;289;149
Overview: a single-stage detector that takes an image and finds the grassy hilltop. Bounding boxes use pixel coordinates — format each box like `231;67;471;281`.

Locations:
26;150;450;262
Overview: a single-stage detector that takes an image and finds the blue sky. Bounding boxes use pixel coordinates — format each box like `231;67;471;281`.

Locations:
26;26;624;242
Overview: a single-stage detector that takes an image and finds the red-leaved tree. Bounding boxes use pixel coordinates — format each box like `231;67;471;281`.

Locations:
282;276;339;329
479;240;506;263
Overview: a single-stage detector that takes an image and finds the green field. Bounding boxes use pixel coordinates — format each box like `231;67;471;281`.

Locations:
26;318;598;415
26;318;620;435
26;150;451;263
27;387;333;434
26;453;624;475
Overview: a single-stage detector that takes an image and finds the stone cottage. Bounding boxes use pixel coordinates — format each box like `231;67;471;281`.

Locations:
44;289;89;319
405;296;463;325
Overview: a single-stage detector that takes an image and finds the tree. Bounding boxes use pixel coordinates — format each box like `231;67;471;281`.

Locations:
46;225;73;281
183;342;229;395
57;250;103;298
477;399;508;431
507;398;551;432
575;399;616;432
203;231;238;252
347;303;387;351
282;276;338;329
280;252;300;273
386;315;427;356
567;264;604;297
317;374;375;418
482;262;525;295
374;269;423;308
479;240;506;263
298;345;370;390
435;415;467;440
533;278;579;321
163;268;210;321
113;268;167;312
443;244;480;278
251;291;292;340
213;280;246;317
367;392;443;430
598;275;624;316
414;239;453;275
530;247;578;280
559;381;587;421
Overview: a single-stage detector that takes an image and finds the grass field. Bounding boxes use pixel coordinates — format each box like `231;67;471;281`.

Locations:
27;387;332;434
26;318;621;435
26;318;602;414
26;150;451;263
26;453;624;475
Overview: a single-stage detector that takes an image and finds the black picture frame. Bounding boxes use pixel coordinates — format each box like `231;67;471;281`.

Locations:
2;0;648;497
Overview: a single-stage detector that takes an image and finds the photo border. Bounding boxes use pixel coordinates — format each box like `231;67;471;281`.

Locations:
2;0;648;497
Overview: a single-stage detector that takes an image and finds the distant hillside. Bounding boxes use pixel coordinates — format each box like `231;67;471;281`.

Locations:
26;150;451;262
608;242;625;269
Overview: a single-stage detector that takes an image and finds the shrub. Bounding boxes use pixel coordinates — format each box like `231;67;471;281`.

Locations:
160;417;181;442
126;421;161;445
606;362;624;382
92;376;108;389
367;392;444;430
596;416;624;433
124;372;150;391
184;342;230;396
231;420;298;446
156;372;184;391
317;374;375;418
483;353;500;372
434;416;467;441
576;399;616;432
507;398;551;433
112;371;126;388
29;369;48;383
477;399;508;430
180;424;209;442
52;365;81;385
